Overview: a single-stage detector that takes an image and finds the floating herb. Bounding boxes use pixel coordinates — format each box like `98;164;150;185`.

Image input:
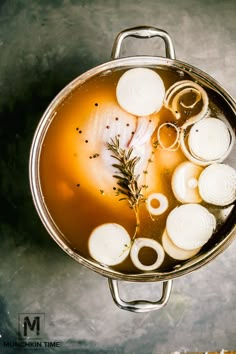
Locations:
107;136;144;209
107;136;150;241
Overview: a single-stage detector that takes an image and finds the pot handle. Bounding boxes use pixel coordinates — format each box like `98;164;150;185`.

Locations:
108;279;172;313
111;26;176;60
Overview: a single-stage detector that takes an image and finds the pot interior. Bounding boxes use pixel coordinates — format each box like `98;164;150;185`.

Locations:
30;57;236;281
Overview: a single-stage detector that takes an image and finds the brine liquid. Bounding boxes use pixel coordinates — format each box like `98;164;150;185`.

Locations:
39;66;234;274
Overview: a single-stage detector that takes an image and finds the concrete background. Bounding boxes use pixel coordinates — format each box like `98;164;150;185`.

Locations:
0;0;236;353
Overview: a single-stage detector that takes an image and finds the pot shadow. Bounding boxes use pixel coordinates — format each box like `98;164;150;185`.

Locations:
0;51;109;354
0;52;98;253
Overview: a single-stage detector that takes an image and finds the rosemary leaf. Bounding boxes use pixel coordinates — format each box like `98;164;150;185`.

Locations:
107;136;144;208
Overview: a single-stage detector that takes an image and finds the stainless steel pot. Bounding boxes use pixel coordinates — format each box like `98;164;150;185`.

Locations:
29;26;236;313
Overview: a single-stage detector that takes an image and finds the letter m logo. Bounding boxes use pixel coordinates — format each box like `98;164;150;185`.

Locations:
18;313;45;339
24;316;40;336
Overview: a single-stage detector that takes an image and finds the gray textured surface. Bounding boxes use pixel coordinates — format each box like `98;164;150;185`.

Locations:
0;0;236;353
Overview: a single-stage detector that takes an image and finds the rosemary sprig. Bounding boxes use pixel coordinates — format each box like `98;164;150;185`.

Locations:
107;136;144;209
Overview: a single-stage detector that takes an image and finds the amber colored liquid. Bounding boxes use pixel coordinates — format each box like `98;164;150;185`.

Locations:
39;66;231;274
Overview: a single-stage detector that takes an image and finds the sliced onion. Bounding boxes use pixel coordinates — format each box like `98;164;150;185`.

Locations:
130;238;165;271
171;88;202;121
171;161;203;203
178;88;201;108
157;122;180;151
188;118;233;161
180;118;235;166
116;68;165;116
164;80;209;127
146;193;169;216
162;228;201;260
198;163;236;206
166;204;216;250
88;223;130;266
179;130;209;166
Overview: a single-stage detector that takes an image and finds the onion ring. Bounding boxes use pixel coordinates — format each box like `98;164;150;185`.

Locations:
130;238;165;271
157;122;180;151
172;88;201;115
164;80;209;127
146;193;169;216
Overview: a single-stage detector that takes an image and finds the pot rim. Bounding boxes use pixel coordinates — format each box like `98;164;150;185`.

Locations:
29;55;236;282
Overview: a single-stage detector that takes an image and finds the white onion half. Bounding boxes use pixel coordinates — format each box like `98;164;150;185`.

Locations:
130;238;165;271
198;163;236;206
88;223;130;266
146;193;169;216
116;68;165;116
171;161;203;203
162;228;201;260
166;204;216;250
188;118;232;161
